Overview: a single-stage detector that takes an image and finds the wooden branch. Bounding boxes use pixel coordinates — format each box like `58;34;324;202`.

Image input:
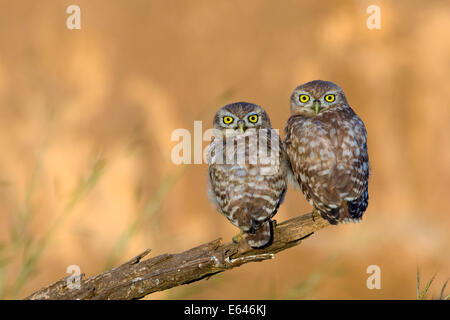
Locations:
25;212;330;300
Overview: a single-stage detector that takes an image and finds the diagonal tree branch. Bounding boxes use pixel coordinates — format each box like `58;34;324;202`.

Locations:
25;212;330;300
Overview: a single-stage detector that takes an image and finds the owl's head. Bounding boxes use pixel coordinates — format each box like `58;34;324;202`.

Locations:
290;80;348;116
213;102;272;135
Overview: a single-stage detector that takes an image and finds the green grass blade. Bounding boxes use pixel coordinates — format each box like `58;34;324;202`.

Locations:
419;273;436;300
440;279;448;300
417;269;420;300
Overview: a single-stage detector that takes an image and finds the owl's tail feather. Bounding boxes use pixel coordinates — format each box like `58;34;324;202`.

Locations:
245;220;272;248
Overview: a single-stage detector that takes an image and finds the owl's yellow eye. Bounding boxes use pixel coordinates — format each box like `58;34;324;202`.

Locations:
299;94;310;103
222;116;234;125
324;94;336;103
248;114;258;123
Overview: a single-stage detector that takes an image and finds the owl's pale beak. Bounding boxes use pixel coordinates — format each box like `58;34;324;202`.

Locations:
313;100;321;114
237;120;245;133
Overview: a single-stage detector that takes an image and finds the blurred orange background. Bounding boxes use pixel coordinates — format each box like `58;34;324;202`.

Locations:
0;0;449;300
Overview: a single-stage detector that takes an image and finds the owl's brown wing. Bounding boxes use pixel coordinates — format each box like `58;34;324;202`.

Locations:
285;116;342;209
329;114;369;202
245;129;287;224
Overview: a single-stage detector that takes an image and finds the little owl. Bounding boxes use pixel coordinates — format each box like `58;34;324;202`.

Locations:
207;102;291;247
284;80;369;225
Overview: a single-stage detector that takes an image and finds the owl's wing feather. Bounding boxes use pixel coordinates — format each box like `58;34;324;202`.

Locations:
206;166;220;210
285;112;370;224
286;116;342;207
331;115;369;202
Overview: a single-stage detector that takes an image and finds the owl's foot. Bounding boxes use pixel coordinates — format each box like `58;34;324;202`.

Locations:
311;210;320;222
232;230;244;244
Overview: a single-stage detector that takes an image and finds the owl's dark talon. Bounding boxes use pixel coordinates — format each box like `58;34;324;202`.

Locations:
311;210;320;222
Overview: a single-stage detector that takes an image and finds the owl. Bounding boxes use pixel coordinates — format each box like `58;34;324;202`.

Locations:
207;102;290;248
284;80;369;225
